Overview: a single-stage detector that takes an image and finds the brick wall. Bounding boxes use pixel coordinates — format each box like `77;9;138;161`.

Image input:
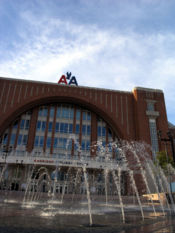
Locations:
0;77;169;148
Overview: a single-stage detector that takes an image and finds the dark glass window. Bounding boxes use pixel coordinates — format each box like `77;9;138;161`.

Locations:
76;110;80;120
69;124;73;133
82;125;86;135
98;126;101;136
70;108;74;119
58;138;63;148
48;122;53;132
17;134;22;145
108;128;112;138
87;125;91;135
53;138;58;148
58;138;68;149
108;143;112;152
46;137;51;148
22;135;28;145
81;140;90;151
87;112;91;121
64;123;68;133
62;107;69;119
60;123;64;133
39;107;48;117
50;107;55;117
10;134;16;145
74;143;78;151
82;112;86;120
36;121;41;130
59;138;64;149
13;120;19;129
63;138;67;149
34;136;39;146
102;127;106;137
82;111;91;121
39;136;44;147
25;120;30;130
67;140;72;150
2;134;8;145
20;119;25;129
39;109;43;116
57;107;61;118
43;107;48;117
147;102;154;111
62;108;65;118
41;122;46;131
102;141;106;147
86;141;90;151
75;124;80;134
55;123;59;132
81;140;85;150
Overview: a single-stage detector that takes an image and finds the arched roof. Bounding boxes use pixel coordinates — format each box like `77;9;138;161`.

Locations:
0;95;123;139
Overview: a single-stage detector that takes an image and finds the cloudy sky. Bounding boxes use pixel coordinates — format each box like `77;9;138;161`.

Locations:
0;0;175;124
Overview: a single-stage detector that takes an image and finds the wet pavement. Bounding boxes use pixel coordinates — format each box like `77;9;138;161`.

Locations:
0;201;175;233
0;218;174;233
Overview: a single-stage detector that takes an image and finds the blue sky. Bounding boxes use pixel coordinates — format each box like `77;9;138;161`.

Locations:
1;0;175;124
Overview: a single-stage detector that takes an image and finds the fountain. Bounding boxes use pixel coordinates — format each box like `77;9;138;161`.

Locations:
0;139;175;231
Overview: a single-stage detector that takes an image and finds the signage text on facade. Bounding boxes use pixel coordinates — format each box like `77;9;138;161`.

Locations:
58;72;78;86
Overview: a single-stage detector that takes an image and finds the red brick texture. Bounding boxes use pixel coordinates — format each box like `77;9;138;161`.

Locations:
0;77;169;149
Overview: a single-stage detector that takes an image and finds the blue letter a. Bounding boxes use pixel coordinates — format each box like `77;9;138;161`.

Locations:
69;76;78;86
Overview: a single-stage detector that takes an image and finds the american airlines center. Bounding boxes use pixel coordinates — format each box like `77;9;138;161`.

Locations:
0;73;173;195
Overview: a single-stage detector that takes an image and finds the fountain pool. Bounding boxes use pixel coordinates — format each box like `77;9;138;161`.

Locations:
0;140;175;231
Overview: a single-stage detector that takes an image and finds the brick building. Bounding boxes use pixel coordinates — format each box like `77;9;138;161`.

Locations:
0;76;174;194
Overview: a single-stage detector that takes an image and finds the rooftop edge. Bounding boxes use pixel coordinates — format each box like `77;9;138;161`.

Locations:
133;87;163;93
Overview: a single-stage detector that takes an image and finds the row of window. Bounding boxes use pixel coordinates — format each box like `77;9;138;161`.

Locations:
10;116;106;141
53;138;72;150
35;136;90;151
17;134;28;145
2;133;116;155
35;136;73;150
2;129;110;148
98;126;106;137
0;105;114;155
36;121;91;135
8;134;28;146
38;106;91;121
81;140;90;151
12;119;30;130
56;107;74;119
55;123;73;134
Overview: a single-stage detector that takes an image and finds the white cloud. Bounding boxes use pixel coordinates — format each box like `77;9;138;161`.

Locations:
1;13;175;123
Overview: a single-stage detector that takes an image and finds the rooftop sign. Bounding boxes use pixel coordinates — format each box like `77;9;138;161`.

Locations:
58;72;78;86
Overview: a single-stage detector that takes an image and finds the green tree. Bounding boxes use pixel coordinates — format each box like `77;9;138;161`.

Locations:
156;151;175;172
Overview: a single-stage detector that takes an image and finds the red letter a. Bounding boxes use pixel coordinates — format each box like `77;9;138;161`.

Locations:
58;75;68;85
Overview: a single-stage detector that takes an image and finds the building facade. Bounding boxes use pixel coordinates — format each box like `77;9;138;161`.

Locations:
0;76;173;195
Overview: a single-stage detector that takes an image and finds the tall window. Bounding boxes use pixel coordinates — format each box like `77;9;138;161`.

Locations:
147;102;155;111
149;118;159;157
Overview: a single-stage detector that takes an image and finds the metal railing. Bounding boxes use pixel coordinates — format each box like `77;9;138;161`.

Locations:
0;150;126;170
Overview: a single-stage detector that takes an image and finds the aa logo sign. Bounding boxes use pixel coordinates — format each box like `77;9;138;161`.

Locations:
58;72;78;86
